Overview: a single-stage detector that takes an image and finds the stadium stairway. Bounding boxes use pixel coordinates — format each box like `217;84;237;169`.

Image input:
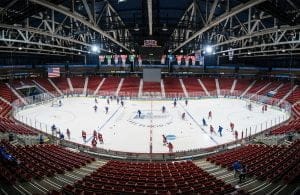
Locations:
194;159;299;195
0;159;107;195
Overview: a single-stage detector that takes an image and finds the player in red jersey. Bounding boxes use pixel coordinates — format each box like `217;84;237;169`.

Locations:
208;111;212;119
230;122;235;132
98;133;103;144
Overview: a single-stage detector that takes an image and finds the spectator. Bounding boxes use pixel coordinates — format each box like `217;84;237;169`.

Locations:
239;164;247;183
233;160;242;178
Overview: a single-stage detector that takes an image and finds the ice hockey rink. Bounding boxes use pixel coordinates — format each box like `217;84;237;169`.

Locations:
14;96;290;153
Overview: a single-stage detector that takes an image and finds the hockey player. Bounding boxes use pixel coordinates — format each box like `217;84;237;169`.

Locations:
59;100;62;107
82;130;87;142
235;130;238;140
107;99;110;105
208;111;212;119
181;112;186;120
121;100;124;107
248;103;252;111
202;118;207;126
93;130;97;140
105;106;109;114
91;138;97;148
218;126;223;137
185;99;188;106
117;98;120;104
262;105;265;113
168;142;173;153
98;133;103;144
173;99;177;107
95;98;98;104
162;135;167;145
59;133;64;140
210;125;214;135
230;122;235;132
66;128;70;140
93;105;98;112
264;105;267;111
137;110;142;118
51;124;57;136
162;106;166;113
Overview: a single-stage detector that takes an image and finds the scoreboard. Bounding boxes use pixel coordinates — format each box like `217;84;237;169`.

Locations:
140;40;164;61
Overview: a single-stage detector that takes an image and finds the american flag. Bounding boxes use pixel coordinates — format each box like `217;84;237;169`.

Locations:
48;67;60;78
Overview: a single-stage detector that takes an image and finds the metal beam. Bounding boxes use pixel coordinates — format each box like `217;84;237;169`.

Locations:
172;0;267;53
213;25;300;48
207;0;219;24
29;0;131;53
147;0;153;35
82;0;95;24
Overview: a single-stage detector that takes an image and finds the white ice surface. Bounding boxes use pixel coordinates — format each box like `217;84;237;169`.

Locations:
15;97;289;153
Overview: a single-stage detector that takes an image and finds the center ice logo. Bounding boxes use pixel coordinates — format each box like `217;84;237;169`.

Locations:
128;110;173;128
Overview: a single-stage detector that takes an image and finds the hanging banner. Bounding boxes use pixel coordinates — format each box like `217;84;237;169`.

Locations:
161;55;166;64
120;55;127;67
185;56;190;67
190;56;196;66
129;55;135;62
176;55;183;65
106;55;112;66
199;56;204;66
168;55;174;61
99;55;105;62
138;55;142;67
195;51;201;62
228;48;234;61
114;55;119;65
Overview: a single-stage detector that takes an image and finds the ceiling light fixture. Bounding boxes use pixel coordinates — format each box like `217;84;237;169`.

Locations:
162;24;168;31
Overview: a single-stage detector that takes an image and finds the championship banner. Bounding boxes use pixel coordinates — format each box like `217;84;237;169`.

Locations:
114;55;119;65
161;55;166;64
195;51;201;62
168;54;174;62
120;55;127;67
176;55;183;65
185;56;190;67
190;56;196;66
138;55;142;67
129;55;135;62
199;56;204;66
106;55;112;66
228;48;234;61
99;55;105;62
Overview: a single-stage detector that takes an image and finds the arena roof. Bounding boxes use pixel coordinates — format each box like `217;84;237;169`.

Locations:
0;0;299;59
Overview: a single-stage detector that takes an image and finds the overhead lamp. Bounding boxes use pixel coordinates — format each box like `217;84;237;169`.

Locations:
91;45;99;53
205;45;213;54
18;47;22;50
222;52;226;56
180;49;183;53
282;49;286;52
133;24;140;31
247;51;251;55
131;48;135;52
168;49;172;53
78;51;81;55
162;24;168;31
120;48;123;53
118;0;127;2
